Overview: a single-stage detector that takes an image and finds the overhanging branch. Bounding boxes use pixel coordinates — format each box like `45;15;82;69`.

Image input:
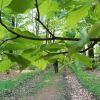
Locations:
0;36;19;46
35;0;40;20
0;10;100;42
35;18;56;38
47;41;99;55
35;0;55;38
81;41;99;53
1;20;100;41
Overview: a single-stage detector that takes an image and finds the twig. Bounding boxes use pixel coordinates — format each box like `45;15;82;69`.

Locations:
0;36;19;46
35;0;40;20
35;18;56;37
0;11;100;42
46;41;99;55
35;0;55;38
81;41;99;53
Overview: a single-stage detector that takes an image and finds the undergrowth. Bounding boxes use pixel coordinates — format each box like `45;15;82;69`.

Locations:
71;61;100;100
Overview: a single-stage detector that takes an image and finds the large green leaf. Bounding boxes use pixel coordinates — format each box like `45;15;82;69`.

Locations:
0;39;34;50
32;59;48;70
66;28;89;53
14;28;37;38
22;47;47;63
0;38;43;50
0;0;12;9
95;3;100;20
7;53;31;70
76;0;94;4
89;24;100;38
73;53;92;67
66;6;90;29
0;59;13;72
7;0;35;14
39;0;58;17
65;31;76;38
22;49;48;70
0;25;11;39
42;53;66;63
41;43;66;52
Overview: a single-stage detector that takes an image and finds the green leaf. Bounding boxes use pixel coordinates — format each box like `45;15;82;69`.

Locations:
73;53;92;67
95;3;100;20
0;38;43;50
22;48;48;66
41;43;66;52
39;0;58;17
0;0;12;8
7;0;35;14
32;59;48;70
0;59;13;72
0;25;10;39
22;48;48;70
14;28;37;38
65;31;76;38
43;53;65;63
0;40;32;50
67;28;89;53
7;53;31;70
66;6;90;29
89;24;100;38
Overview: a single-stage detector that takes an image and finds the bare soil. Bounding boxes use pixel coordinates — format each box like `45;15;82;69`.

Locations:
64;69;96;100
0;69;96;100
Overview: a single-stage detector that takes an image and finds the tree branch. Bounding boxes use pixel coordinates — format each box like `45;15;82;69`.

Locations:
81;41;99;53
0;11;100;42
35;18;56;37
35;0;55;38
1;19;100;41
47;41;99;55
35;0;40;20
0;36;19;46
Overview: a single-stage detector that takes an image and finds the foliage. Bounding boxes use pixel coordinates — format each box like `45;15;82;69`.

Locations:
0;69;41;92
0;0;100;71
71;63;100;98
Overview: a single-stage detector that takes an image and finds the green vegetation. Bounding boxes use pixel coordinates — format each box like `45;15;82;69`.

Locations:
0;0;100;99
71;62;100;98
0;69;63;97
0;69;39;92
0;0;100;72
0;80;16;92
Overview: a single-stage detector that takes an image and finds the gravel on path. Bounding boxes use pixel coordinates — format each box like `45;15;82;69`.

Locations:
64;69;96;100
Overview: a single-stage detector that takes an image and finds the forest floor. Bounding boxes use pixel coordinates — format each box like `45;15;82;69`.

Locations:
0;69;97;100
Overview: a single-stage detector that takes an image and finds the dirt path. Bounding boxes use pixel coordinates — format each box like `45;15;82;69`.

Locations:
64;69;96;100
17;75;64;100
31;78;64;100
0;71;65;100
0;70;96;100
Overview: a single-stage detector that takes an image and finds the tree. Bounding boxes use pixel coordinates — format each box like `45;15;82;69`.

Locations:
0;0;100;72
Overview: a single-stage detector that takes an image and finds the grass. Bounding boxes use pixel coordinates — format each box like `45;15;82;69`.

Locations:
71;62;100;99
0;69;40;93
0;80;16;92
0;67;64;99
0;73;32;92
32;70;63;96
32;70;56;94
0;69;61;94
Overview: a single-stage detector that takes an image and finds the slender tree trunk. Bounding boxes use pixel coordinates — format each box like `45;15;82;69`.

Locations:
88;42;94;58
46;21;49;44
88;42;95;69
9;15;16;54
35;12;39;36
